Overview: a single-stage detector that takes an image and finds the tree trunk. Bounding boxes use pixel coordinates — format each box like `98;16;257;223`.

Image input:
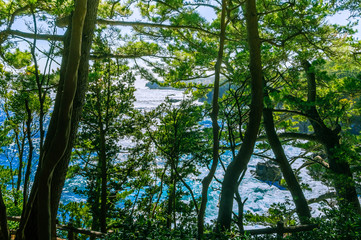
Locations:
97;85;108;233
263;106;311;223
15;1;87;240
49;0;99;237
217;0;263;231
37;1;87;238
14;123;25;207
91;176;101;232
19;26;72;240
15;125;25;193
16;1;99;238
0;188;9;240
234;185;246;232
167;169;175;229
197;0;227;238
302;60;361;215
23;99;34;209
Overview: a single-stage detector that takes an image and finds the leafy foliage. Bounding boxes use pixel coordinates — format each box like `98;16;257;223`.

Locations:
1;0;361;239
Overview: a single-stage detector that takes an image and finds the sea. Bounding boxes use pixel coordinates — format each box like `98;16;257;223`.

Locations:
0;78;335;225
62;78;334;224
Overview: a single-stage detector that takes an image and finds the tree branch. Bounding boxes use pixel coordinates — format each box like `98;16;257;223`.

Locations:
56;17;215;35
307;192;336;205
271;108;311;118
7;5;31;29
90;53;174;60
0;29;64;42
257;132;319;142
184;3;220;10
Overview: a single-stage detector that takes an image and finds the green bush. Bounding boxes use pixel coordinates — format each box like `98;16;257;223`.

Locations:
290;206;361;240
105;216;197;240
240;205;361;240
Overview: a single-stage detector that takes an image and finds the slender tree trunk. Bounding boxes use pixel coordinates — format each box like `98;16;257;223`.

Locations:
234;181;246;232
173;177;177;229
23;100;34;209
90;168;101;233
0;188;9;240
14;124;25;206
302;60;361;215
263;106;311;223
37;1;87;238
16;2;87;240
15;125;25;193
167;169;175;229
97;85;108;233
100;142;108;233
151;166;167;218
49;0;99;237
197;0;227;238
217;0;263;231
31;10;45;158
19;26;72;240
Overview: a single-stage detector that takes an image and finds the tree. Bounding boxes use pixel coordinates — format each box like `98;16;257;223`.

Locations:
0;186;9;240
47;1;100;238
0;0;360;238
74;58;136;232
217;0;264;231
301;59;360;214
36;1;87;238
16;0;90;239
141;98;209;229
263;94;311;223
198;0;227;238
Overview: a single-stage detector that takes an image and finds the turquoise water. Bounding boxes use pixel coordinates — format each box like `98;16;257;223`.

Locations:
0;79;333;223
60;80;332;221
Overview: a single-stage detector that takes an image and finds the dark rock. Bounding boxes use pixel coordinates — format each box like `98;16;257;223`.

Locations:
252;161;282;183
145;81;177;90
199;83;231;103
168;98;181;103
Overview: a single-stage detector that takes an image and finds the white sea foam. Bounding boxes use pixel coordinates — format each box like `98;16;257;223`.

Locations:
60;79;334;222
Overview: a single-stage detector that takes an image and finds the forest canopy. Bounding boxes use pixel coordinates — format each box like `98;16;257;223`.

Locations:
0;0;361;239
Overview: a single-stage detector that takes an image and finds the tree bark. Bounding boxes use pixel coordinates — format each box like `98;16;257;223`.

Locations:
0;188;9;240
197;0;227;238
14;123;25;207
167;168;175;229
15;126;25;194
15;1;87;240
23;99;34;209
263;107;311;223
217;0;263;231
49;0;99;237
19;24;71;240
91;170;101;232
37;1;87;238
96;85;108;233
302;60;361;215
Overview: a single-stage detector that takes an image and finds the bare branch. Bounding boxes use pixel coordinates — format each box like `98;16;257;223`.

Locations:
1;29;64;42
57;17;215;35
258;132;319;142
7;5;31;29
184;3;220;10
90;53;174;60
271;108;310;118
258;1;294;16
307;192;336;205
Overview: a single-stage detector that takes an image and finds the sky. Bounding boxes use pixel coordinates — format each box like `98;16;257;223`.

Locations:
328;10;360;39
7;4;360;73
